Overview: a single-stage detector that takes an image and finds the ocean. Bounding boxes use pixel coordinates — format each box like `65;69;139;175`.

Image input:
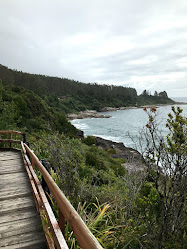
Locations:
71;104;187;149
171;97;187;102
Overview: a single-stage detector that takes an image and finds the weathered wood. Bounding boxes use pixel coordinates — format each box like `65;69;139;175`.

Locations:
0;130;22;135
0;187;32;201
9;133;13;148
0;239;47;249
59;208;65;235
0;207;39;224
0;218;43;238
0;173;30;189
0;150;47;248
0;154;22;160
0;196;36;215
0;165;25;175
0;230;46;248
0;154;22;159
23;157;57;249
0;139;21;144
24;154;69;249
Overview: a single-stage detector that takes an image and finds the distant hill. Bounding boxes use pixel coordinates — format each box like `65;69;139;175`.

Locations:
0;64;174;113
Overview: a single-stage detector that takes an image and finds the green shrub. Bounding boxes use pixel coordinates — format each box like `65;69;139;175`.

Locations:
85;152;105;170
82;136;96;146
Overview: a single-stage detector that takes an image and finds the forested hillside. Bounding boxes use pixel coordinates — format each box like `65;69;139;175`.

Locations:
0;80;76;135
0;64;174;113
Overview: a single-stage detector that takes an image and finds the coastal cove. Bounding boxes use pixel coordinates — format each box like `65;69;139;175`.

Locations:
71;104;187;149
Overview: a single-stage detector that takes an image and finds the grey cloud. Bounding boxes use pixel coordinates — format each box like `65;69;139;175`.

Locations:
0;0;187;97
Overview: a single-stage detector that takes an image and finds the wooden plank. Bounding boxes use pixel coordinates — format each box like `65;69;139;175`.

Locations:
0;196;36;215
0;208;39;225
0;164;25;175
0;155;21;160
0;162;23;168
0;230;46;248
0;178;30;191
0;160;22;165
0;155;22;160
0;217;43;239
0;187;32;201
0;157;20;161
0;171;29;183
0;239;47;249
0;180;31;193
0;168;25;175
0;160;23;167
0;150;21;154
0;149;47;249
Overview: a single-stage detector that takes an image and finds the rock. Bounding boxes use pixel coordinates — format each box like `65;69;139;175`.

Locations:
67;110;111;120
100;107;118;112
75;129;84;138
122;162;146;173
94;136;145;172
99;106;139;112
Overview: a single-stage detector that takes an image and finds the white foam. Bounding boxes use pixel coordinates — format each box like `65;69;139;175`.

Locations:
71;121;89;130
93;134;122;143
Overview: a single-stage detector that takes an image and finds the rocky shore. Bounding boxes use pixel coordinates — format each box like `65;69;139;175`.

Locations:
67;105;168;120
94;136;146;172
67;110;111;120
99;106;138;112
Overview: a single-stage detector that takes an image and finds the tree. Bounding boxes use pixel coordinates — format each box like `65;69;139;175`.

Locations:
159;91;168;98
154;91;158;96
141;89;149;96
141;106;187;248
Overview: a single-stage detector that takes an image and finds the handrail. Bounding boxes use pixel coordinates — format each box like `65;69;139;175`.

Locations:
23;143;103;249
0;130;103;248
0;130;24;148
0;130;23;135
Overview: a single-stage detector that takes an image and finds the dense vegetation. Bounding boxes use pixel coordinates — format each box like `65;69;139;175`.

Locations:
0;80;76;135
0;64;174;113
0;65;186;248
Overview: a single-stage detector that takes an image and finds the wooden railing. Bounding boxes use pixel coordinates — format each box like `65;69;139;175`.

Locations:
0;130;25;148
0;131;103;249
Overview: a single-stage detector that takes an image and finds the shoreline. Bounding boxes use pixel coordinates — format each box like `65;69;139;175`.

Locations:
93;136;146;172
67;102;187;120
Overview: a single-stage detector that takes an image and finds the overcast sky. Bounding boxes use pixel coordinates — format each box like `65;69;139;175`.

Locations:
0;0;187;97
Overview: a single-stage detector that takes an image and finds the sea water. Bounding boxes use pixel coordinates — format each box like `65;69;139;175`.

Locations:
71;104;187;149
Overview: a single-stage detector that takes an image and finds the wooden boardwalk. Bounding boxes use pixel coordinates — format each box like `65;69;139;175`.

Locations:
0;149;47;249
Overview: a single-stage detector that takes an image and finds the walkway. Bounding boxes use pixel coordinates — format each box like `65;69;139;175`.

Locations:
0;149;47;249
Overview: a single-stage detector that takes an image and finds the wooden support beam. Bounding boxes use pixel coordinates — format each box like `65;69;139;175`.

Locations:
0;139;21;144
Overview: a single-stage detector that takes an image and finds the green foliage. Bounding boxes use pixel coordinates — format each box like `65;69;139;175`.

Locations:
142;106;187;248
0;65;174;114
0;80;77;135
82;136;96;146
136;181;161;221
86;151;106;170
63;200;115;249
166;106;187;156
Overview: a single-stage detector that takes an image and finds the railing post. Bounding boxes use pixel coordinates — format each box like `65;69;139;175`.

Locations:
58;208;65;235
22;133;26;143
31;158;35;170
9;132;12;149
